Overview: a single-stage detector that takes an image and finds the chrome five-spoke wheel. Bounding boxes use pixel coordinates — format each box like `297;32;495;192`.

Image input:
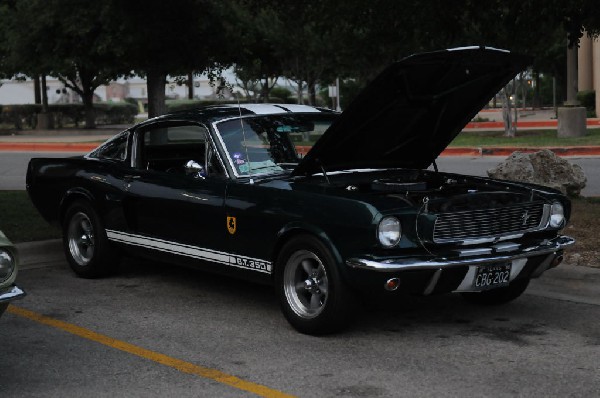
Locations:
276;235;354;335
283;250;329;319
63;200;118;278
67;211;95;266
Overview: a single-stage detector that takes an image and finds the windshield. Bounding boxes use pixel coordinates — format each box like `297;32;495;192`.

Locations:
216;113;335;177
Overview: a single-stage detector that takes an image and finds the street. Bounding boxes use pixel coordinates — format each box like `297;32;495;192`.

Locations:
0;152;76;190
434;156;600;197
1;152;599;196
1;245;599;397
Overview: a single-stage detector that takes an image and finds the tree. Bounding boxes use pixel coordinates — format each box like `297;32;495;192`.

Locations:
0;0;127;128
227;0;283;102
105;0;237;117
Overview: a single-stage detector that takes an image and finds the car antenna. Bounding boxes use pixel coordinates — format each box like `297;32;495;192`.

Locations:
432;159;438;173
236;96;253;180
316;159;331;184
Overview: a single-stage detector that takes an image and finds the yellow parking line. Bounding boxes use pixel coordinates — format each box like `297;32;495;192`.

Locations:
8;305;296;398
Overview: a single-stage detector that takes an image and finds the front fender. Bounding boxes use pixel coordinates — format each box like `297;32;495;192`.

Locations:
273;221;349;281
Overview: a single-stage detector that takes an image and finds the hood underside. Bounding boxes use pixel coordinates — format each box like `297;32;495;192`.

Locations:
293;47;531;177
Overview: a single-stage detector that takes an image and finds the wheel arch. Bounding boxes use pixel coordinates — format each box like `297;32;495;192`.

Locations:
59;188;97;225
270;222;345;281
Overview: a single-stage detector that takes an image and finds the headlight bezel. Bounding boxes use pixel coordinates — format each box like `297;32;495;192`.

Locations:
377;216;402;248
0;248;16;283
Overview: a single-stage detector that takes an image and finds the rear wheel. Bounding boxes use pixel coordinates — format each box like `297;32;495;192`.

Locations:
276;235;354;335
63;200;118;278
461;278;530;305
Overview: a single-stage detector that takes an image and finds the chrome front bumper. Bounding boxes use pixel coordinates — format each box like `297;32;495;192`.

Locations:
0;285;26;303
346;236;575;272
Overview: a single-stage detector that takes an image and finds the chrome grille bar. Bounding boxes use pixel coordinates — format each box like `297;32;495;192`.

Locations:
433;202;545;243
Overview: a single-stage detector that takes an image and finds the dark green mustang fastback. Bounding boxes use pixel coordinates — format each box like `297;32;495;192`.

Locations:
27;47;574;334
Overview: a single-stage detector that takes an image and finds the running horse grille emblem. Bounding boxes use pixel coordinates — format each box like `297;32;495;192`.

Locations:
521;210;531;226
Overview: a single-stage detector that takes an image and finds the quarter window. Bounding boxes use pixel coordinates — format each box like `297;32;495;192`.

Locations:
89;131;129;161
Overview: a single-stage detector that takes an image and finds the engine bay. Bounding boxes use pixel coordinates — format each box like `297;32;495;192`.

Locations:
340;169;542;213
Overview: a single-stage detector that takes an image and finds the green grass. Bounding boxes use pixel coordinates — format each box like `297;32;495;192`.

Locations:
449;128;600;147
0;191;61;243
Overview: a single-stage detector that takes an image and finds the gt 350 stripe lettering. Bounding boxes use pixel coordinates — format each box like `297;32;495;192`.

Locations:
106;230;272;274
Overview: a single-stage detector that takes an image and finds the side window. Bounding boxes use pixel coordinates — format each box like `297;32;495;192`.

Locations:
89;131;129;161
139;124;224;177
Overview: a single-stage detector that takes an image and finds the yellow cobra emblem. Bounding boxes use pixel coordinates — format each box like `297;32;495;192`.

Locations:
227;216;237;235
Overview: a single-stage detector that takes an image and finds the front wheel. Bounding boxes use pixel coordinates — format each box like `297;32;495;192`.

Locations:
275;235;354;335
461;278;530;305
63;200;118;278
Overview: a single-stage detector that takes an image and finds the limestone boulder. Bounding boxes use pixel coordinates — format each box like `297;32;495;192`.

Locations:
487;149;587;197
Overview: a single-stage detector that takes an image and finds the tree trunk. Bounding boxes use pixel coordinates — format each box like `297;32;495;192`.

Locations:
147;69;167;118
37;75;53;130
81;87;96;129
187;72;194;100
533;71;541;109
261;77;270;102
41;75;49;113
34;75;41;104
296;82;303;104
502;87;515;137
307;76;316;106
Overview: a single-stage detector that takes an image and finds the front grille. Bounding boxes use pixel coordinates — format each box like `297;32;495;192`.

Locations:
433;201;545;243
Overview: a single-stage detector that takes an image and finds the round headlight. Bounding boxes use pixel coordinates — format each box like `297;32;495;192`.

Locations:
0;249;16;282
549;201;565;229
378;216;401;248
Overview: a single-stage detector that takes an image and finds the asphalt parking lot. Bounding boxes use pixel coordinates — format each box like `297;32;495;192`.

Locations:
1;241;599;397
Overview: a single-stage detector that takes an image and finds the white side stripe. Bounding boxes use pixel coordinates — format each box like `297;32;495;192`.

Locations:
106;230;272;274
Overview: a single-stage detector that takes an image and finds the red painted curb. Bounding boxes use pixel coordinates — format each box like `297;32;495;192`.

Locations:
0;142;98;152
439;147;482;156
1;143;599;157
296;146;311;156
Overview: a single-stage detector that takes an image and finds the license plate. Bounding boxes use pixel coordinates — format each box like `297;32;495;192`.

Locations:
473;264;511;290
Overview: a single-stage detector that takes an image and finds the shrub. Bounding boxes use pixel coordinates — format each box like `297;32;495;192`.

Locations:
577;90;596;111
0;104;40;129
165;99;206;112
0;102;137;129
269;87;294;103
165;99;265;113
95;103;138;124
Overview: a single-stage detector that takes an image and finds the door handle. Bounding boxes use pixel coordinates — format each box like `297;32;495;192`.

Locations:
123;174;141;190
123;175;141;182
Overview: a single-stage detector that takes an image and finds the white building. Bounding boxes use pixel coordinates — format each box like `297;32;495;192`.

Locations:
0;75;234;106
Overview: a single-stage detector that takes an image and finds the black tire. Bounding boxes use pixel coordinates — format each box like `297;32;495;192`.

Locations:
275;235;354;335
461;278;530;305
62;200;119;278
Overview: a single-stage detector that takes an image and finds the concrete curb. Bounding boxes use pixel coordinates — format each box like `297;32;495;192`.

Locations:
16;239;65;270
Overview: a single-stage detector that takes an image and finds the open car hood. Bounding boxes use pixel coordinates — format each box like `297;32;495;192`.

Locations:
292;47;531;176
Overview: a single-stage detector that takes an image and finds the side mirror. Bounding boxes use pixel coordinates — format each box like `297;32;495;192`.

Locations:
184;160;206;179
